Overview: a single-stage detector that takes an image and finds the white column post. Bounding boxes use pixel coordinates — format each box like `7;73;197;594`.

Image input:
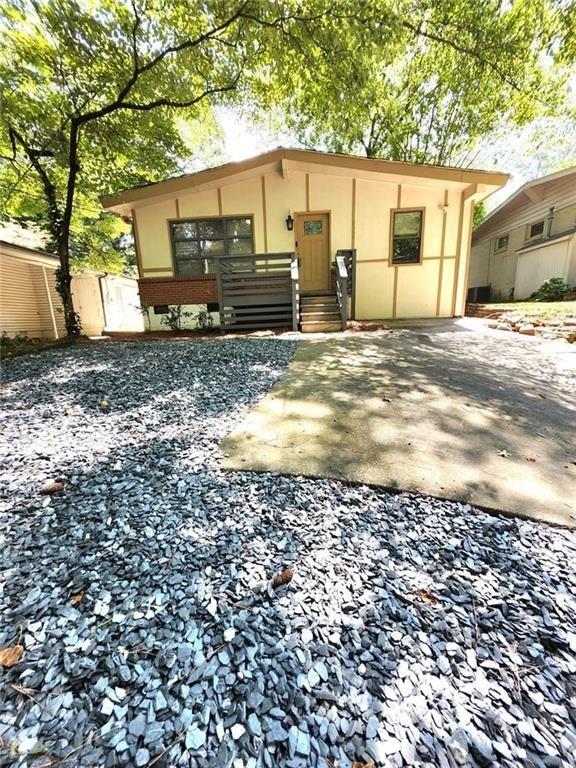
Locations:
42;266;59;339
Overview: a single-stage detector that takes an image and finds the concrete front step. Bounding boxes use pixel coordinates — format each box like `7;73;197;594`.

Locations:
301;298;338;308
301;320;343;333
301;310;341;321
300;293;342;332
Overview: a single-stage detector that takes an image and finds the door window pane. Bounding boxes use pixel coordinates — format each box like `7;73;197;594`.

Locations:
304;220;323;235
392;210;423;264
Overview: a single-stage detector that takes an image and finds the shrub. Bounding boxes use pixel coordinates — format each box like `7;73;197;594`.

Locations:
194;308;214;331
530;277;571;302
160;305;193;331
0;331;37;358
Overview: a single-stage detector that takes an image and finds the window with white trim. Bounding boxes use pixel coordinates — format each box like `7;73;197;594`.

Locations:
494;234;509;253
526;220;545;240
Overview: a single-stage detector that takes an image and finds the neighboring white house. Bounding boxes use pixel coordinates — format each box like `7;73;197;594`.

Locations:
0;232;66;339
0;224;144;338
469;166;576;301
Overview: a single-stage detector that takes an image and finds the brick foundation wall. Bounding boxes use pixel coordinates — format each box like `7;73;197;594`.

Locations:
138;276;218;307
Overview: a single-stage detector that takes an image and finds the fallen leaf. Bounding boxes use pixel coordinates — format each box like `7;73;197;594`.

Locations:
40;482;65;495
537;393;546;399
525;456;536;462
99;399;109;408
497;449;511;458
415;588;439;605
70;591;85;605
0;644;24;667
271;567;294;589
381;397;392;403
353;762;375;768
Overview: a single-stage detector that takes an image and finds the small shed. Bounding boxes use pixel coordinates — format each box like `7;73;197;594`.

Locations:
0;238;65;339
72;273;144;335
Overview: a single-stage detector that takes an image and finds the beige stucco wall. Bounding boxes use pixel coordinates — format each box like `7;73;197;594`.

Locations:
133;165;477;320
134;200;176;274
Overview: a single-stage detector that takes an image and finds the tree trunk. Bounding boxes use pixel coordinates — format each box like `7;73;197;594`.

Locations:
56;238;78;337
58;121;81;338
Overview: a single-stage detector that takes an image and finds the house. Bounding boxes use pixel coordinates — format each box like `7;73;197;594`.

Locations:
0;224;144;338
0;228;65;339
469;166;576;301
101;147;508;331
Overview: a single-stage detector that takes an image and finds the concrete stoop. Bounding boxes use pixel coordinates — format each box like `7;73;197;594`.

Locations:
301;295;342;333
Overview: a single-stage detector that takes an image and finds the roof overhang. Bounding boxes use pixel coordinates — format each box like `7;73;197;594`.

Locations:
101;147;509;217
473;165;576;242
0;240;59;269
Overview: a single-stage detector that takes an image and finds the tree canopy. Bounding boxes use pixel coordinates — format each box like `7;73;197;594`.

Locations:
261;0;576;166
0;0;327;332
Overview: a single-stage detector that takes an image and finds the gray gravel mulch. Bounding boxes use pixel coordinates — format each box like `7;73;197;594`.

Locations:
1;338;575;768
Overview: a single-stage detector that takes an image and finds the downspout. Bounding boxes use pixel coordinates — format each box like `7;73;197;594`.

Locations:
42;267;59;339
98;274;109;334
546;206;555;240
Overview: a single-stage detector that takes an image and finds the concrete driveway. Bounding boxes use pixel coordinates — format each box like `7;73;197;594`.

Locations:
221;319;576;527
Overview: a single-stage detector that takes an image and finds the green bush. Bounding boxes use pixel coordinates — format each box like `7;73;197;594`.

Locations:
194;309;214;331
530;277;571;302
160;305;193;332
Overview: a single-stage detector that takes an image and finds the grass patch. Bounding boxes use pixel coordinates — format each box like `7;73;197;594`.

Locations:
486;301;576;321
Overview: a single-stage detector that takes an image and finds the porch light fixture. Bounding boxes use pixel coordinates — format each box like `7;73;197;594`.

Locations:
285;213;294;231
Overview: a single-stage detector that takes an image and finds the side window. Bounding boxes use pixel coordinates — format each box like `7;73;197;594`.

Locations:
527;220;544;240
494;234;509;253
391;210;423;265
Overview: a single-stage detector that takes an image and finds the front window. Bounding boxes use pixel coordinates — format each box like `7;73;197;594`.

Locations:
391;209;423;265
170;216;253;275
527;220;544;240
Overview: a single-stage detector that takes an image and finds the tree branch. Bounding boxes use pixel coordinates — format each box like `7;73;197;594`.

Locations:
76;2;250;128
401;19;524;95
8;127;62;235
116;69;245;112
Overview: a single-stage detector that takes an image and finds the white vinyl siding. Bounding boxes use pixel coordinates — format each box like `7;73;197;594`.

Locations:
0;251;65;338
514;238;574;299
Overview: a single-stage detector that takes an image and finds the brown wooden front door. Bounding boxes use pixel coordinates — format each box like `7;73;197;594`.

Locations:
296;212;330;292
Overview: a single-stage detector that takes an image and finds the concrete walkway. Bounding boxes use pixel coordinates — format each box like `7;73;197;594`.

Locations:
222;319;576;527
